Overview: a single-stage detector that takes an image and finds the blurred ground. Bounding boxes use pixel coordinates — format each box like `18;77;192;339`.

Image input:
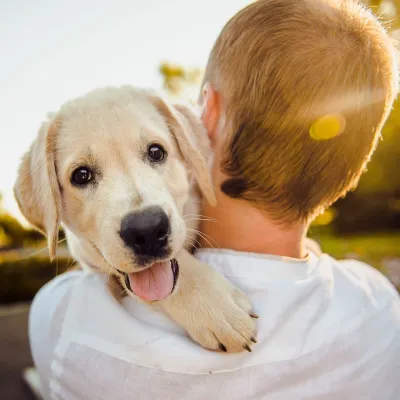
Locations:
0;303;36;400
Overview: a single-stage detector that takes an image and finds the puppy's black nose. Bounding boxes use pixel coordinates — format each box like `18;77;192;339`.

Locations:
119;206;170;257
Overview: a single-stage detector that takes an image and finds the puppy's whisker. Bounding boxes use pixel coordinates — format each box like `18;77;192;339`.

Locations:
102;258;114;276
183;213;217;221
184;217;217;223
66;259;77;273
187;228;218;249
188;237;200;248
196;233;215;249
13;237;67;261
195;230;218;244
186;234;202;249
186;236;203;251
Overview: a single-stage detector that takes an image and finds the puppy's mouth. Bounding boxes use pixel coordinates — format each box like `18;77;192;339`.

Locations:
118;259;179;302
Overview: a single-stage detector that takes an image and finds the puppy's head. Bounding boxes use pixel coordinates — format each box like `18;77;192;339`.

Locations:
14;87;215;300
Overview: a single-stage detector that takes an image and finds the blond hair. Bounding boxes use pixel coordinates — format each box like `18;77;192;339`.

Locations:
203;0;398;222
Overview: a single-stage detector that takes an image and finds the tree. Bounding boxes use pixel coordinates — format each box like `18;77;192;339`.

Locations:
159;62;203;102
0;192;44;250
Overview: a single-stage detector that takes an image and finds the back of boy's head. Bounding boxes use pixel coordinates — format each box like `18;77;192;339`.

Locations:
203;0;398;223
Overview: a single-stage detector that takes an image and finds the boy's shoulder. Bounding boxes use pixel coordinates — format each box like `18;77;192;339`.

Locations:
331;256;399;301
321;254;400;335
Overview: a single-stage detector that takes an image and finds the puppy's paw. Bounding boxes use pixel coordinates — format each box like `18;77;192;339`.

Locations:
160;251;258;353
187;283;258;353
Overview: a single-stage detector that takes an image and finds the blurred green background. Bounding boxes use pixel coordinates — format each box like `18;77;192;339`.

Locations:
0;0;399;303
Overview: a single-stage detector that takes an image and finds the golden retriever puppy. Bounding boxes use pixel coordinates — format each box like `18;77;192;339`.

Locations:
14;86;257;353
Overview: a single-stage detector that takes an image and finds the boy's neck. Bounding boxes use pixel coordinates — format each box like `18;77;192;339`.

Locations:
199;192;308;259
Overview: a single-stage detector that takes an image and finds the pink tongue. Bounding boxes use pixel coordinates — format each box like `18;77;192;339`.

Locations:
128;261;174;301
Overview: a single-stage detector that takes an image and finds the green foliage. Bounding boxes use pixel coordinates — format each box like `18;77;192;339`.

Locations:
357;98;400;195
0;192;68;249
0;213;44;249
0;252;71;303
310;231;400;283
159;61;203;101
0;195;46;249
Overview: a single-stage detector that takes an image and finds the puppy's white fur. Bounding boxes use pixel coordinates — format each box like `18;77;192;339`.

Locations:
14;86;257;352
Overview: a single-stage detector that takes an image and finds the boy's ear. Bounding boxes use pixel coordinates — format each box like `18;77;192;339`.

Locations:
13;116;62;260
200;83;221;144
147;93;216;206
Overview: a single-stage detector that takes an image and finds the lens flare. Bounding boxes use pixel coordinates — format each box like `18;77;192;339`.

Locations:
309;114;346;141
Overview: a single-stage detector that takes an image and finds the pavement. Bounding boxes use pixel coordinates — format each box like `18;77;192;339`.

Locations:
0;303;36;400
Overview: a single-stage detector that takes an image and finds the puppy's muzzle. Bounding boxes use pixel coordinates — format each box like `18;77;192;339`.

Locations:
119;206;171;260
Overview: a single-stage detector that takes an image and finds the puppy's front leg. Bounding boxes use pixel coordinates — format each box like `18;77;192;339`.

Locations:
159;249;258;353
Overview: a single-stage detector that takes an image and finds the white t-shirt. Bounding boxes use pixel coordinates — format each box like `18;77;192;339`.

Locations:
29;249;400;400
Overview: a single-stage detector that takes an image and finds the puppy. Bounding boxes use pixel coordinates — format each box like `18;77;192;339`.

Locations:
14;86;257;353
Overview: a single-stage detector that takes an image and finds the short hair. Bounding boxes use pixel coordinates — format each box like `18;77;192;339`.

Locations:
203;0;398;222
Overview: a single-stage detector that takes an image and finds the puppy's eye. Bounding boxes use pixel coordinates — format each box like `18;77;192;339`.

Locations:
71;167;93;186
148;144;166;162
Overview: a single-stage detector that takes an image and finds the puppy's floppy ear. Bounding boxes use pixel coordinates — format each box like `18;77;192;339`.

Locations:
148;94;216;206
14;115;62;260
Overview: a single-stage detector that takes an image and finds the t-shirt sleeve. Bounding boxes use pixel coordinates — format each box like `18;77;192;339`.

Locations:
29;271;88;399
339;258;400;302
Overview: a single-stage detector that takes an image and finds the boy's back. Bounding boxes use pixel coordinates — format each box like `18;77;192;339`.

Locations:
30;249;400;399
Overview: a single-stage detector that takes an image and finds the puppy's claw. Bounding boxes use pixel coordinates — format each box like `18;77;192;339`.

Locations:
219;343;227;352
251;337;257;343
250;312;259;319
244;344;252;352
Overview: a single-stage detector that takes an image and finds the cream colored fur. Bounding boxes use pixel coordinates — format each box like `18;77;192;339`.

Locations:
14;86;257;353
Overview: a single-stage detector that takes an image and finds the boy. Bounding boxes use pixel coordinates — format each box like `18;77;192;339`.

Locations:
29;1;400;398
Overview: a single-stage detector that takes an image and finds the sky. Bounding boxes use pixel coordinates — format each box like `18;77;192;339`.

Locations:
0;0;252;216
